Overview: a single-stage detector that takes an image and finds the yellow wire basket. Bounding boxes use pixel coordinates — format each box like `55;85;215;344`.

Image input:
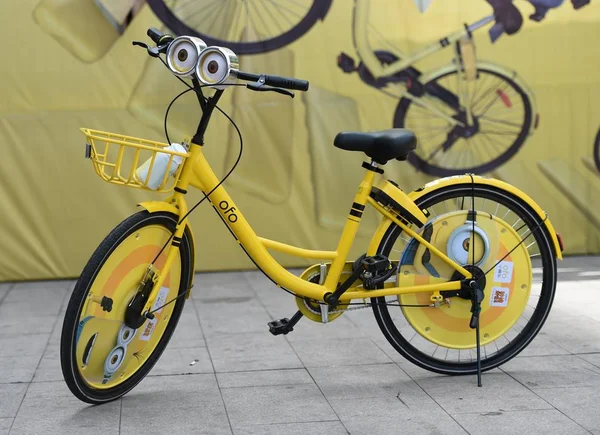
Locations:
81;128;190;193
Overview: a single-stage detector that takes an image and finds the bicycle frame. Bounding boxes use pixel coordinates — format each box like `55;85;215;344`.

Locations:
139;139;475;315
353;0;495;126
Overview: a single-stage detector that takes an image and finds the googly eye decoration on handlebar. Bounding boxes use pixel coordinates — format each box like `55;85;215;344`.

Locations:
196;47;239;89
166;36;208;77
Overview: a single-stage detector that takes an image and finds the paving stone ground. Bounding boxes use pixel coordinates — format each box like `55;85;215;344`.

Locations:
1;256;599;435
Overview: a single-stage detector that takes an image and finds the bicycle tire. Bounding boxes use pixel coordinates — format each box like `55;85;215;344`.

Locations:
394;67;533;177
60;211;193;404
146;0;332;55
372;183;557;375
594;128;600;172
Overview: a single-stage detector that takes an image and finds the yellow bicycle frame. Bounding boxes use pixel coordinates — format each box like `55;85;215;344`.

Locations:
137;141;562;315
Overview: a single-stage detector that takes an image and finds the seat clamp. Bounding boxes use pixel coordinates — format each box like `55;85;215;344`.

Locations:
362;161;384;174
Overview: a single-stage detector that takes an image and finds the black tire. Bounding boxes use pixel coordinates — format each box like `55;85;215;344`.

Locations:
60;211;192;404
394;68;533;177
372;184;557;375
146;0;332;55
594;128;600;172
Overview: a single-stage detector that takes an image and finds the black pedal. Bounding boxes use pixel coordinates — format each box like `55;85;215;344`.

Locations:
337;52;357;73
361;255;391;274
268;319;294;336
268;311;303;336
361;255;393;290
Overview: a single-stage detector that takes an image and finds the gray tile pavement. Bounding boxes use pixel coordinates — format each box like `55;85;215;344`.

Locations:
0;418;12;435
1;257;600;434
453;409;590;435
121;375;230;435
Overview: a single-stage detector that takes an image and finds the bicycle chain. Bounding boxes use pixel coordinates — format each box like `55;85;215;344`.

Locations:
311;297;403;315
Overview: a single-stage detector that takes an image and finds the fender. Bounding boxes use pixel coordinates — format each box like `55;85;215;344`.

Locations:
138;201;196;297
368;175;562;260
421;60;539;134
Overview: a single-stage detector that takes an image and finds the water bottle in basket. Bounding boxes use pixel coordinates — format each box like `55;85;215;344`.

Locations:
135;143;187;190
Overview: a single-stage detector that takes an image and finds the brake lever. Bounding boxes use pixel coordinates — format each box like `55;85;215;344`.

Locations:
133;41;149;50
247;82;294;98
132;41;169;58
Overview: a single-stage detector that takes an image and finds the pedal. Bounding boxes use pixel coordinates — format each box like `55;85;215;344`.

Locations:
268;318;293;336
360;255;393;290
337;52;357;73
267;310;304;336
362;255;391;274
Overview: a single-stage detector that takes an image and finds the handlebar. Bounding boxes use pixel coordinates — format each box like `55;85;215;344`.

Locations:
139;28;309;93
147;27;173;45
237;71;310;92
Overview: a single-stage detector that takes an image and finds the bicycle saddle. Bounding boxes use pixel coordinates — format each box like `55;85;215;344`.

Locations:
334;129;417;165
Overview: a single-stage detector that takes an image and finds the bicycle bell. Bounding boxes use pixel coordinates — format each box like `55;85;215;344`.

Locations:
166;36;207;77
195;46;239;89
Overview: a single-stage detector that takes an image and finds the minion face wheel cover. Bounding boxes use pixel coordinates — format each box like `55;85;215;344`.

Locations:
397;210;533;349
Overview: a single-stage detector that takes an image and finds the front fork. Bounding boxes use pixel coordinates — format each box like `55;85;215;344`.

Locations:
138;195;189;317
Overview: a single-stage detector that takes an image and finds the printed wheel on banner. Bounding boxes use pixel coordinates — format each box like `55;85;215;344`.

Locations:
394;68;533;177
372;183;557;375
60;211;193;404
146;0;332;55
594;128;600;172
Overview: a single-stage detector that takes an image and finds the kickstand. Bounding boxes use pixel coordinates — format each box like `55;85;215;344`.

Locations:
468;173;483;387
475;314;482;387
469;280;484;387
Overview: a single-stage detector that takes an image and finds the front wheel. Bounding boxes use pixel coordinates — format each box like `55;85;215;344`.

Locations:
394;67;534;176
60;211;193;404
372;183;557;375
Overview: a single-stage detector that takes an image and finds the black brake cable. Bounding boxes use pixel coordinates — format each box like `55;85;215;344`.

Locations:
480;215;548;282
146;56;428;315
148;62;247;267
140;61;247;314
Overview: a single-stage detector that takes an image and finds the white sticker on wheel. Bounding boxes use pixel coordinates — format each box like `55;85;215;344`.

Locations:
139;287;170;342
151;286;170;314
139;318;157;341
494;261;514;283
490;287;510;307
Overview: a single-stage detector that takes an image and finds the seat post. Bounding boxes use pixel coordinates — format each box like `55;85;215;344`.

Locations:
323;160;380;291
362;159;384;175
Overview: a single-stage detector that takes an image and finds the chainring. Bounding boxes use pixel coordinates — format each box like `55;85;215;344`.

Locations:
396;210;532;349
295;263;355;322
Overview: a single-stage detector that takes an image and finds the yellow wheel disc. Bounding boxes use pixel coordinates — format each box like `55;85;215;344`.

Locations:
398;211;532;349
295;264;352;322
75;224;182;389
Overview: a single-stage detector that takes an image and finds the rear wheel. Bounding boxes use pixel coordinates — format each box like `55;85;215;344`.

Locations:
146;0;331;55
60;211;192;404
372;183;557;375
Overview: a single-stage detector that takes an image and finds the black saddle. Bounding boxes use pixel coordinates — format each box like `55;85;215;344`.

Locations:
334;129;417;165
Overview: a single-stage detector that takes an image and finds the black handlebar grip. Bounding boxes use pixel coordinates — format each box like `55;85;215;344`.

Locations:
263;74;309;91
147;28;164;44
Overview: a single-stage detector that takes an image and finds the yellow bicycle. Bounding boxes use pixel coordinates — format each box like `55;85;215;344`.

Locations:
60;28;563;404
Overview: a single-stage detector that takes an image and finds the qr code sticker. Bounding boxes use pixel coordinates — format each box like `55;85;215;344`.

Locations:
490;287;510;307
